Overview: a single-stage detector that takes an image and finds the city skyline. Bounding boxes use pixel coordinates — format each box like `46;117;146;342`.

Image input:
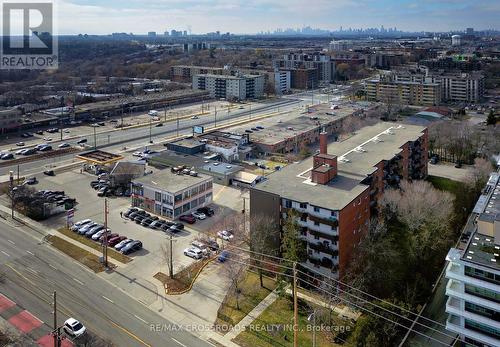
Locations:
54;0;499;35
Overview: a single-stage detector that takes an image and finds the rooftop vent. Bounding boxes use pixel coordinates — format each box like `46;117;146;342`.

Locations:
339;156;350;163
354;146;366;153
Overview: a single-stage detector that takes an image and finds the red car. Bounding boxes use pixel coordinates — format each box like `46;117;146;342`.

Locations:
107;236;126;247
100;233;118;243
179;214;196;224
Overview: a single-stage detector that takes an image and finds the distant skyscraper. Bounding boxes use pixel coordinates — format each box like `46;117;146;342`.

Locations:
466;27;474;35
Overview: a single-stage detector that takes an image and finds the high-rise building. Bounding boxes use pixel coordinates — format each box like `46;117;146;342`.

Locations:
273;52;336;84
445;172;500;347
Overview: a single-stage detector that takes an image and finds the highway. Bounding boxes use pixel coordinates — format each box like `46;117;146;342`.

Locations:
0;97;302;177
0;218;214;347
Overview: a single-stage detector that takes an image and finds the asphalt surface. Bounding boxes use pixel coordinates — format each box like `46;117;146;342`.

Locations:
0;218;214;347
0;98;302;177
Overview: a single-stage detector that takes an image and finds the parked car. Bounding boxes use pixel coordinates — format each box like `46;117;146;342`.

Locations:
149;220;164;229
218;250;230;262
124;208;138;218
71;219;92;231
23;148;37;155
44;170;55;176
63;318;86;337
16;142;25;146
78;222;98;235
205;238;219;251
115;239;134;251
35;130;44;135
85;225;104;238
134;215;146;224
191;241;209;256
1;153;14;160
197;207;214;217
58;143;70;148
121;241;143;255
21;133;32;138
179;215;196;224
184;247;203;259
173;222;184;230
99;232;118;243
43;137;52;142
217;230;234;241
91;228;111;241
107;235;126;247
168;226;183;233
191;211;206;220
155;123;163;127
141;218;153;227
191;115;199;119
39;145;52;151
97;187;109;197
77;139;87;144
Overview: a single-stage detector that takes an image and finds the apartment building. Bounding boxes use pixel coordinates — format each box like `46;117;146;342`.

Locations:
131;170;213;219
250;122;428;278
274;70;291;95
381;68;485;103
273;52;336;84
171;65;227;83
445;172;500;347
365;77;442;106
192;73;265;100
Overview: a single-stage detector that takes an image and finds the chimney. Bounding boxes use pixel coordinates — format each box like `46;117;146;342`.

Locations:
319;131;328;154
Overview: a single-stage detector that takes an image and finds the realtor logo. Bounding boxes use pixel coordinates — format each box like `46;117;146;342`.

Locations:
1;1;58;69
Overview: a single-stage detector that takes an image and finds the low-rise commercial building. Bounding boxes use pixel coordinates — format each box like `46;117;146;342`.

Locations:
192;73;265;100
251;122;428;278
0;107;22;134
445;172;500;347
131;170;213;219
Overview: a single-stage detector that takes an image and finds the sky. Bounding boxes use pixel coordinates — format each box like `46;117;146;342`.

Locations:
49;0;500;34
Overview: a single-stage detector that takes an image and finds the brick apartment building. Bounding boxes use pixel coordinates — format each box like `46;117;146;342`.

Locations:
250;122;428;279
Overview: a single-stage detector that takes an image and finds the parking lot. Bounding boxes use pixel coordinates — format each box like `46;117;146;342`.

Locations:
31;166;245;285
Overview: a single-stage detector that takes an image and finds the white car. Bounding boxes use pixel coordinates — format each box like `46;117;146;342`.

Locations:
217;230;234;241
191;115;199;119
115;239;133;250
43;137;52;141
63;318;86;337
91;228;111;241
16;142;25;146
132;151;143;157
58;143;70;148
15;149;27;155
63;129;70;133
184;247;203;259
191;211;206;220
71;219;92;231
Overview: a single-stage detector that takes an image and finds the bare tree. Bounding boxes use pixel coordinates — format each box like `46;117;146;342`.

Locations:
223;255;247;310
160;240;174;279
74;332;115;347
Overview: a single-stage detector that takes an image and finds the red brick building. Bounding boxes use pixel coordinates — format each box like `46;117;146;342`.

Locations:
250;122;428;279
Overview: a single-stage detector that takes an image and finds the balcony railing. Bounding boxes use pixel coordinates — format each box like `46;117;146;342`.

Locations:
308;228;338;242
308;242;339;256
308;214;339;227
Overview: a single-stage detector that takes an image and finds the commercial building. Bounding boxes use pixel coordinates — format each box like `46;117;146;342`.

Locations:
251;122;428;278
192;73;265;100
445;172;500;347
131;169;213;219
0;107;22;134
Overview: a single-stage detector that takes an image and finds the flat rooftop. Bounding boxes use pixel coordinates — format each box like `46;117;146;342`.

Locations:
76;150;124;165
169;137;204;149
195;73;262;80
132;169;211;194
463;172;500;270
228;104;360;146
253;122;426;210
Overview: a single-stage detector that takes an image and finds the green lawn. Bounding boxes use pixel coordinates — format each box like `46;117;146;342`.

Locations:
234;297;345;347
216;271;277;330
427;175;462;196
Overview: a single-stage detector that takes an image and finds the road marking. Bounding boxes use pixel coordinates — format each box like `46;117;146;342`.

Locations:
5;264;37;286
109;321;151;347
101;296;114;304
134;315;148;324
7;240;15;245
73;278;84;285
171;337;188;347
1;251;10;257
26;250;34;255
48;264;57;270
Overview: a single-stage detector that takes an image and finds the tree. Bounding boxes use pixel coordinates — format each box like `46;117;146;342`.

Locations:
264;80;274;97
249;214;280;287
74;332;114;347
223;254;247;310
336;63;349;81
160;239;174;279
486;109;497;125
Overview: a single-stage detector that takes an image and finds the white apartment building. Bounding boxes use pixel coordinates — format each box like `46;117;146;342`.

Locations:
272;52;336;83
192;73;265;100
131;170;213;219
445;172;500;347
274;70;291;95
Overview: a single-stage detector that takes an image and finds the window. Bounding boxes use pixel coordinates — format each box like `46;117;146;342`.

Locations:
330;211;335;217
301;215;307;222
465;266;500;285
174;194;182;203
199;183;205;192
465;319;500;339
191;199;199;208
182;202;190;213
465;302;500;322
183;190;190;200
300;203;307;209
313;206;320;212
314;221;320;226
155;192;162;202
465;284;500;303
206;181;213;189
166;195;173;204
314;235;319;240
191;186;199;196
174;207;182;217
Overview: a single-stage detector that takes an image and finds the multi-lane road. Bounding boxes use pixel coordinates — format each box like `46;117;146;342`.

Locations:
0;97;303;177
0;218;213;347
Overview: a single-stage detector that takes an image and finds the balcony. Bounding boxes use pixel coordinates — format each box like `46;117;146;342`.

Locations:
307;228;339;242
308;214;339;228
308;242;339;256
308;256;339;270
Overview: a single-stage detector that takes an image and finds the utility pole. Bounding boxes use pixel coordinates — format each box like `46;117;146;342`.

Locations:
176;114;179;137
52;291;60;347
249;104;252;120
164;107;167;122
121;104;124;129
9;171;14;218
149;118;153;143
168;234;173;279
293;262;298;347
103;199;109;268
214;106;217;127
17;164;19;182
93;126;97;150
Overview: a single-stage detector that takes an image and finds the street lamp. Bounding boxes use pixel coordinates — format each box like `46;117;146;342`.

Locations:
307;311;317;347
9;171;14;218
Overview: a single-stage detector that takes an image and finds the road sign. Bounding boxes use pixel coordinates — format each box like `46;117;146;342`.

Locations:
193;125;204;134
